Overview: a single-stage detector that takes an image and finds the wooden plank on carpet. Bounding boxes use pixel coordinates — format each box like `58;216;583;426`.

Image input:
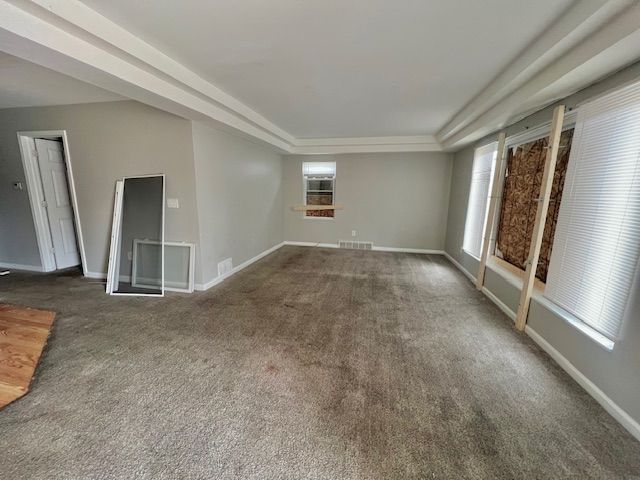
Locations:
0;304;55;409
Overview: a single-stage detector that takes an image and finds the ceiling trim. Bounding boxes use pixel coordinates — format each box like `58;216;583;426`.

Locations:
290;136;441;155
27;0;296;144
1;0;639;154
437;0;640;150
0;0;445;154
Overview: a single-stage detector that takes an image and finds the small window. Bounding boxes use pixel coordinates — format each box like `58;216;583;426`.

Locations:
463;143;497;258
303;162;336;218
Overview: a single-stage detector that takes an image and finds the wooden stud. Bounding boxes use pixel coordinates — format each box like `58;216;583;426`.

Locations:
476;132;507;290
292;204;344;211
514;104;565;331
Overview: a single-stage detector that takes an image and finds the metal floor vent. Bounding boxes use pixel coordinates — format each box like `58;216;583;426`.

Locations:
339;240;373;250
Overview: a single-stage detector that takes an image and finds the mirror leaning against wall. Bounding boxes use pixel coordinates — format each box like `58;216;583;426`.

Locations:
106;175;165;296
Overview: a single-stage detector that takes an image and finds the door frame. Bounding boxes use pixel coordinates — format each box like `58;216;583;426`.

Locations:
17;130;87;274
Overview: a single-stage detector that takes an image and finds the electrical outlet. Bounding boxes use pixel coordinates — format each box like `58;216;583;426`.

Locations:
351;230;357;237
167;198;179;209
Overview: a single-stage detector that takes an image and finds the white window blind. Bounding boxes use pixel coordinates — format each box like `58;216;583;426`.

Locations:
545;80;640;340
303;162;336;177
463;143;497;258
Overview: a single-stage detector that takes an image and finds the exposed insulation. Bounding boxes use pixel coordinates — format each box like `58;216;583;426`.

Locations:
496;129;574;282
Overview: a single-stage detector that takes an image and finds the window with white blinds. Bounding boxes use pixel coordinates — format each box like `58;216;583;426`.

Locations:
463;143;497;258
302;162;336;218
545;80;640;340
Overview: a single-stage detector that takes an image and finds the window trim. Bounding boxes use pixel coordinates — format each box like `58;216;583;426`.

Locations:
504;109;576;151
302;162;336;220
462;142;497;259
484;256;614;351
488;114;577;280
543;82;640;342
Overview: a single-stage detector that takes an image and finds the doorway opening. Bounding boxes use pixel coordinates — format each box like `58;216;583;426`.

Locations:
17;130;86;274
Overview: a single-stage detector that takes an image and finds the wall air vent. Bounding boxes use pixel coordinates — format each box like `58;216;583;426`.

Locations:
338;240;373;250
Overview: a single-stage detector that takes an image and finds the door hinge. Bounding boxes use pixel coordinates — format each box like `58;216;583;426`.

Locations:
41;200;48;208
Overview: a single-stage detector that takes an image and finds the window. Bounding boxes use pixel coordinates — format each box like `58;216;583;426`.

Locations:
303;162;336;218
463;143;497;258
495;128;574;282
545;80;640;340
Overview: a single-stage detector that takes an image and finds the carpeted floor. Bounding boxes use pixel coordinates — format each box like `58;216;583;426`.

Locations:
0;246;638;479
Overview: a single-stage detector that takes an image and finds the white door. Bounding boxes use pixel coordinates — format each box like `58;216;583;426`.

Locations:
35;138;81;269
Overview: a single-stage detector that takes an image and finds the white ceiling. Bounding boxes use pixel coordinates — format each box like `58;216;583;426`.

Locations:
0;52;123;109
80;0;573;138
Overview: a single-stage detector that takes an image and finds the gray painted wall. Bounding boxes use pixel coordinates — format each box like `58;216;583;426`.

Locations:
191;122;283;285
444;62;640;424
0;101;199;275
283;153;452;250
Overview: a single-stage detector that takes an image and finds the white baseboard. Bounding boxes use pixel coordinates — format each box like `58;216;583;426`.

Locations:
481;286;516;321
443;250;640;442
442;251;476;283
0;262;43;272
372;246;444;254
195;242;285;291
526;325;640;442
283;241;340;249
194;241;444;292
84;271;106;279
284;241;443;255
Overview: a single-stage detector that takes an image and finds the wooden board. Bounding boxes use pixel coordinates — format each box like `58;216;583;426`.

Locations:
0;304;55;409
515;105;565;330
292;204;344;211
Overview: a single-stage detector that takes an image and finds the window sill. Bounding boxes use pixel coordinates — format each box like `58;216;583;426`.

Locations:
485;256;544;293
485;257;615;352
302;216;335;221
532;295;615;351
461;248;480;261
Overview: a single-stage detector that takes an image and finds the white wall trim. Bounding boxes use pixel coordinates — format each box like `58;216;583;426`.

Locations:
83;271;105;279
87;241;444;291
437;1;640;149
16;130;88;274
17;134;53;272
0;262;44;272
195;242;286;291
283;241;340;249
285;241;444;255
294;135;436;146
481;286;516;321
4;1;638;153
444;250;640;442
443;251;476;283
526;325;640;442
372;246;444;254
290;136;442;154
0;1;442;154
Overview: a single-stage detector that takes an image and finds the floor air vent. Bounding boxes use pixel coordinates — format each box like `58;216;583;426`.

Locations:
339;240;373;250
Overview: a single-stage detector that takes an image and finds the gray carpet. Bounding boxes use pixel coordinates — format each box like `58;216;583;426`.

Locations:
0;246;638;479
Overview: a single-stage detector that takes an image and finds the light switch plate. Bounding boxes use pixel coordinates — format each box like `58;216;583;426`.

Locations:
167;198;179;208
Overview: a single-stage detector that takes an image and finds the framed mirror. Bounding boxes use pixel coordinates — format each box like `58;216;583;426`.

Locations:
106;175;165;296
